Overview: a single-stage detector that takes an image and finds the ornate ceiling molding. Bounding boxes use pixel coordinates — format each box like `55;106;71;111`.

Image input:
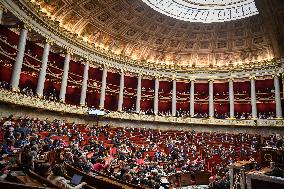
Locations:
21;0;276;70
1;0;283;80
142;0;259;23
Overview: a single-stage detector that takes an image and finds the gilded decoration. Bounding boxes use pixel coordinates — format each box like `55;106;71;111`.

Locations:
13;0;277;74
104;111;284;127
0;88;284;126
0;88;87;114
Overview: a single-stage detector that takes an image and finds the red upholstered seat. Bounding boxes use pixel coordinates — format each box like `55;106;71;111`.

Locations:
51;136;69;141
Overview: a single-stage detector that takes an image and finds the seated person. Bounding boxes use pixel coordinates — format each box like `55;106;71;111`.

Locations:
47;164;86;189
21;145;34;172
35;163;51;178
92;158;108;172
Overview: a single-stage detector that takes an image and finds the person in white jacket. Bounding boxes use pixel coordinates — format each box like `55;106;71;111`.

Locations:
47;164;86;189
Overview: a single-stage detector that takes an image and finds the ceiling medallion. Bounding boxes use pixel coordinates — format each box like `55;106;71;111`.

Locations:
142;0;259;23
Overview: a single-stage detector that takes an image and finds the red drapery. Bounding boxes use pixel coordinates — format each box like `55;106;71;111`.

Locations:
0;25;19;46
65;85;81;105
19;72;38;90
86;92;100;108
234;103;252;114
0;65;12;83
194;103;209;114
214;103;229;115
177;82;190;93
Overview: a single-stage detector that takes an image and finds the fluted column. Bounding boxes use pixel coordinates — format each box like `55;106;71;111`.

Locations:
10;27;28;91
190;79;195;117
59;52;71;102
36;40;51;96
172;79;177;117
80;62;89;106
118;71;124;111
209;79;214;118
229;78;235;119
250;76;257;119
136;74;142;113
154;77;159;115
99;67;107;109
274;74;282;119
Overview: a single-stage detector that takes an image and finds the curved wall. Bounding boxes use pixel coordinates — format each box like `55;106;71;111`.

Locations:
0;0;283;122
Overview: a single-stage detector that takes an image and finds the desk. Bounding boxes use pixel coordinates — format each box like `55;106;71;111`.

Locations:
246;170;284;189
16;175;44;187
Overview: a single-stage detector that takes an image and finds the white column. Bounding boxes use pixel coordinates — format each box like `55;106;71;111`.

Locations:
136;74;142;113
250;76;257;119
274;75;282;118
118;71;124;111
0;6;4;25
36;41;51;96
10;27;28;90
99;67;107;109
59;53;71;101
80;62;89;106
229;78;235;118
154;77;159;115
190;79;195;117
172;79;177;116
209;79;214;118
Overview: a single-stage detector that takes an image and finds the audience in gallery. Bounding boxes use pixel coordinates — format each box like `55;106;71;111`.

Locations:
0;79;279;119
21;86;35;97
0;80;9;90
0;115;283;189
0;79;59;101
43;88;59;101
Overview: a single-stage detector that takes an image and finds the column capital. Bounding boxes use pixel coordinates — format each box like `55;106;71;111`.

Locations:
119;68;124;74
82;53;91;61
45;38;54;45
22;24;32;31
102;64;109;70
272;72;281;77
172;74;177;81
84;60;91;65
249;75;256;80
154;73;160;79
228;77;234;81
208;78;215;82
189;77;196;82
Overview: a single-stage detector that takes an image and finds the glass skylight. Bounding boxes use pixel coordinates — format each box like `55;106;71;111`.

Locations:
142;0;259;23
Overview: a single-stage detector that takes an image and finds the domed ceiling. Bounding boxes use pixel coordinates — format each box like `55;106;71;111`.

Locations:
30;0;274;69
